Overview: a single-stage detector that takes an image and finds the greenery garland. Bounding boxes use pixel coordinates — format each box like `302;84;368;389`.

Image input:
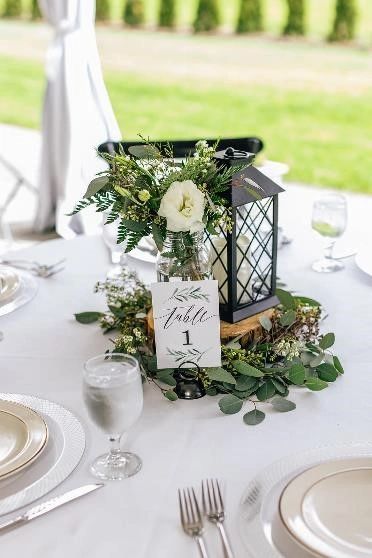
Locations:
75;270;343;426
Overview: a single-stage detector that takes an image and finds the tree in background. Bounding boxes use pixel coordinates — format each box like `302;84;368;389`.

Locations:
96;0;110;22
159;0;176;28
123;0;145;26
2;0;22;17
31;0;41;20
328;0;357;41
193;0;220;33
236;0;263;33
282;0;306;36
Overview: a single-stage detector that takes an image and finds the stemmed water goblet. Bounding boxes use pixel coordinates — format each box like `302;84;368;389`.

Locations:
102;213;127;278
311;194;347;273
83;353;143;481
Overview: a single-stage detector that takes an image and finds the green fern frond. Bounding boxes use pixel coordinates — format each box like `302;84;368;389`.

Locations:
67;199;92;216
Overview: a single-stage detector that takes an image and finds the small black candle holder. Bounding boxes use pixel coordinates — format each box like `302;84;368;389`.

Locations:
174;362;206;400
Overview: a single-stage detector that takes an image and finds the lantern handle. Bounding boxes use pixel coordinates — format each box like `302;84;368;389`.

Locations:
224;146;248;159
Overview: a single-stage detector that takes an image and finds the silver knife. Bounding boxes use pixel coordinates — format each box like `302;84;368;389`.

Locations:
0;483;104;532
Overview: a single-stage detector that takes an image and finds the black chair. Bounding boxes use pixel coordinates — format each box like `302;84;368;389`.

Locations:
98;136;264;159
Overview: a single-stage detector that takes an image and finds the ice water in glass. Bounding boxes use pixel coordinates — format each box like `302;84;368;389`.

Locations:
83;354;143;480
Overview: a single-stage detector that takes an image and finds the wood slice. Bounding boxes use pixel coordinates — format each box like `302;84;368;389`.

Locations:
146;308;274;345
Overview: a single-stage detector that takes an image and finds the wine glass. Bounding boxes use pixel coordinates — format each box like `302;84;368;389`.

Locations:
102;212;127;278
311;194;347;273
83;353;143;481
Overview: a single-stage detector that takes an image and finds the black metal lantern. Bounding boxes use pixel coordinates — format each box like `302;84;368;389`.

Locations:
206;147;284;323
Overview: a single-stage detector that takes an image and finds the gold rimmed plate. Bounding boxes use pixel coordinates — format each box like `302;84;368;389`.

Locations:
0;268;21;304
279;457;372;558
0;400;48;480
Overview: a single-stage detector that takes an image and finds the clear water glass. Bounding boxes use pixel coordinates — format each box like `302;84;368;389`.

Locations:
83;353;143;481
311;194;347;273
102;213;127;278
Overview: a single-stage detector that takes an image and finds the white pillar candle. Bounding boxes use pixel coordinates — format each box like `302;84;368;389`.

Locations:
210;235;252;305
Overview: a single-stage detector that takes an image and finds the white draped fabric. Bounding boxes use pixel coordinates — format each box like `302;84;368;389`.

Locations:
34;0;121;238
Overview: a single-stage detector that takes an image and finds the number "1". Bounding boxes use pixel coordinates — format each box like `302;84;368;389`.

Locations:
182;330;192;346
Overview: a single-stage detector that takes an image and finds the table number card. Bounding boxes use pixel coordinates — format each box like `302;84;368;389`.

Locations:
151;280;221;369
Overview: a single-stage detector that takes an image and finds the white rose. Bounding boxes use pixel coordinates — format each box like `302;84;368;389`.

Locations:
158;180;205;233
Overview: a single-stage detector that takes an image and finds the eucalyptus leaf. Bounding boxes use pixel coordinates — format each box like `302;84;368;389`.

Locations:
146;355;158;372
234;386;259;399
232;360;264;377
280;310;297;327
235;376;258;392
306;342;322;354
218;394;243;415
287;363;306;386
317;363;338;382
310;353;324;368
323;353;334;364
206;387;218;396
74;311;103;324
271;397;296;412
243;409;265;425
207;367;236;385
333;356;344;374
164;390;178;401
319;333;335;350
271;377;287;394
84;176;108;199
276;288;296;310
156;370;176;386
306;378;328;391
256;380;276;401
259;316;272;331
300;351;315;366
128;145;160;159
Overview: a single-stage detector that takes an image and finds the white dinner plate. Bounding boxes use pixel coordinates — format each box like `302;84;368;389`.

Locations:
0;268;20;303
0;394;85;517
0;400;48;480
238;442;372;558
280;457;372;558
355;249;372;278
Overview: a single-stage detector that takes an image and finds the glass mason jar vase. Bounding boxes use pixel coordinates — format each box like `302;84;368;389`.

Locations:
156;231;211;282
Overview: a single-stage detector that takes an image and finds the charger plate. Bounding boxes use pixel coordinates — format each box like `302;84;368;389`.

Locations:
0;400;48;480
280;457;372;558
238;442;372;558
0;268;20;303
0;394;85;516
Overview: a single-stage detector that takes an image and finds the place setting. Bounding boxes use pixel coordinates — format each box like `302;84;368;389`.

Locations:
0;258;65;317
0;393;86;518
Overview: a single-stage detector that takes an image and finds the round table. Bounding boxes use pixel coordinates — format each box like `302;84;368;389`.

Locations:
1;186;372;558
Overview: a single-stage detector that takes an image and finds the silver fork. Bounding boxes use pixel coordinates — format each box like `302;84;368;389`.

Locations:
178;487;209;558
0;258;66;278
202;479;234;558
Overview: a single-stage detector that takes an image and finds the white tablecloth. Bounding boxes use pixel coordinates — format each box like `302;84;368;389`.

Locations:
1;185;372;558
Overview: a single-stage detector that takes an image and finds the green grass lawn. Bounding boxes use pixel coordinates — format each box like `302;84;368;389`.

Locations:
2;0;372;41
1;54;371;193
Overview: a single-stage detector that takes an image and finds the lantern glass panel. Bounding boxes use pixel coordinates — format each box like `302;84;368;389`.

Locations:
236;197;274;305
